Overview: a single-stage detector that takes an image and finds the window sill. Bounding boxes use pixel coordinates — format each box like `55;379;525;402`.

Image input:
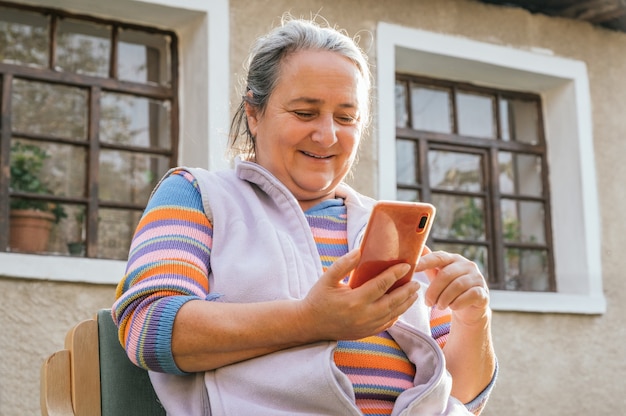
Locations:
0;252;125;285
490;290;606;315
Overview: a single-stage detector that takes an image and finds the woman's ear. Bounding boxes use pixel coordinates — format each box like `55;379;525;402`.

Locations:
244;91;259;138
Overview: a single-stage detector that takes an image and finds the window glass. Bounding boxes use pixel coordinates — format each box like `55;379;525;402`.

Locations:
395;80;408;128
501;199;546;244
12;79;88;139
100;92;171;149
428;150;483;192
397;189;420;202
431;194;486;241
97;208;142;260
56;18;111;77
500;98;540;144
410;84;451;133
498;152;543;196
99;150;169;204
0;7;48;67
118;28;171;86
504;248;549;291
457;91;495;138
396;139;417;185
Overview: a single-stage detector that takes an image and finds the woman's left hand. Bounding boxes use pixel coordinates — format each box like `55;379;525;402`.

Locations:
414;249;490;326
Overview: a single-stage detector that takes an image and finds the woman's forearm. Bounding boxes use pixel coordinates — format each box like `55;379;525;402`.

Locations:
171;298;317;372
443;308;496;404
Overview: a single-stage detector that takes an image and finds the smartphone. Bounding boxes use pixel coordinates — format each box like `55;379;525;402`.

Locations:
348;201;436;293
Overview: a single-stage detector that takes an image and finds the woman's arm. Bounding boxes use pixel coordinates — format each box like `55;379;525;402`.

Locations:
114;172;420;373
416;251;497;405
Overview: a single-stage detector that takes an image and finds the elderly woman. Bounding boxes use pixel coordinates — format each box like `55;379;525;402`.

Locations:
113;16;497;416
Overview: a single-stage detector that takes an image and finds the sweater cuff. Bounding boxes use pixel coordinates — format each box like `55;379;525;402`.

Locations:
152;296;199;375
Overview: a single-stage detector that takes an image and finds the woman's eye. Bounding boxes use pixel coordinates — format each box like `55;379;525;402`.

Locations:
294;111;314;118
338;115;357;124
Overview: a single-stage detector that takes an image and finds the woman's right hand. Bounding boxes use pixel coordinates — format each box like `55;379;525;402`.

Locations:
298;249;420;341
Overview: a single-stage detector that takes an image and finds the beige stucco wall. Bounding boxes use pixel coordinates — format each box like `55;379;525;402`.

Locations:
1;0;625;415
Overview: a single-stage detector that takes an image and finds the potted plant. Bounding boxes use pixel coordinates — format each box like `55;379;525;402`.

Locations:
9;141;67;253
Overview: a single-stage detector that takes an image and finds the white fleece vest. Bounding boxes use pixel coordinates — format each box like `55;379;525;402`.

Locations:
148;159;472;415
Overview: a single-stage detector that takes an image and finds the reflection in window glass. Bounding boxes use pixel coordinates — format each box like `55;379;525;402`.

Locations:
100;92;171;148
99;150;169;204
498;152;543;196
435;242;488;278
397;189;419;202
501;199;546;244
98;208;142;260
504;248;549;291
11;139;86;199
500;98;540;144
410;84;451;133
396;139;417;185
12;79;88;139
395;81;408;128
431;194;486;241
457;91;494;138
429;150;483;192
118;29;171;85
56;18;110;77
0;7;48;67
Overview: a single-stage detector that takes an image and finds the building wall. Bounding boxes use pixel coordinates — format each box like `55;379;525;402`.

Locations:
1;0;625;415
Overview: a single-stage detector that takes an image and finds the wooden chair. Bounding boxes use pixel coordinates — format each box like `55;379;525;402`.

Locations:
40;309;166;416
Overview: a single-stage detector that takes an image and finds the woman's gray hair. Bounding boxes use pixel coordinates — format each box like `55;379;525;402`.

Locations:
228;15;372;160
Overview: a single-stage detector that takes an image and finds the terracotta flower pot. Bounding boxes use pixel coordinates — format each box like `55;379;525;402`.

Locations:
9;209;55;253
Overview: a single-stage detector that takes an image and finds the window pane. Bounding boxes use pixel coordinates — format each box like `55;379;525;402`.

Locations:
498;152;543;196
12;79;88;139
410;84;451;133
47;203;85;256
501;199;546;244
500;98;540;144
11;139;86;199
397;189;420;202
431;194;486;240
98;209;142;260
56;18;110;77
395;80;408;128
118;29;171;86
0;7;48;67
396;139;417;185
428;150;483;192
100;92;171;148
457;91;495;138
99;150;169;204
433;242;488;277
504;248;549;291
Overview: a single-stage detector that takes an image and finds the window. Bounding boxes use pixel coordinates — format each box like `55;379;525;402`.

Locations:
0;2;178;260
395;75;555;292
377;23;605;314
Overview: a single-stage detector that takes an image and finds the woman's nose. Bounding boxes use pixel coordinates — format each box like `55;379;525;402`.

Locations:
311;115;338;146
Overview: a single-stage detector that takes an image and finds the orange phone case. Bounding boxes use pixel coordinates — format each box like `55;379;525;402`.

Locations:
348;201;436;293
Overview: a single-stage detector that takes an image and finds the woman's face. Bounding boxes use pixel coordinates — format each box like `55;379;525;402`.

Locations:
246;49;367;211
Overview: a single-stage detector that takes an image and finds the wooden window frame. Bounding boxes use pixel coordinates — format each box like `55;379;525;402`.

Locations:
0;1;179;258
395;74;556;291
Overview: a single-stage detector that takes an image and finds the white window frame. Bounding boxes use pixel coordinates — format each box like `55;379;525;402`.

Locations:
0;0;229;285
376;22;606;314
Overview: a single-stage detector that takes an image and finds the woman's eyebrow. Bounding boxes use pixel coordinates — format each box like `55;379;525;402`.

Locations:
287;97;357;109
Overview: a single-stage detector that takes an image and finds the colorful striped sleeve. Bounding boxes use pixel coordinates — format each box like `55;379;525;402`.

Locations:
112;171;213;374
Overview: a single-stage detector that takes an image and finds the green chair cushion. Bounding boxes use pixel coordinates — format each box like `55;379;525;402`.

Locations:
97;309;166;416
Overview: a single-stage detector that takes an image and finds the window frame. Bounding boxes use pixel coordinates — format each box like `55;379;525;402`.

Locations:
395;74;557;292
0;0;229;285
0;3;180;259
376;22;606;314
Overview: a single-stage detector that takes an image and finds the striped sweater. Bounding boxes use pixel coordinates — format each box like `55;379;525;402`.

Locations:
113;171;490;415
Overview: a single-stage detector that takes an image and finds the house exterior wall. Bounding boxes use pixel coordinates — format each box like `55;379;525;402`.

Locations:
1;0;624;415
